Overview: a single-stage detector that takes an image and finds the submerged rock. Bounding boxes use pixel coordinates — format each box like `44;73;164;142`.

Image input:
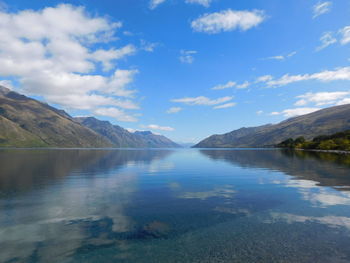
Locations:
138;221;171;239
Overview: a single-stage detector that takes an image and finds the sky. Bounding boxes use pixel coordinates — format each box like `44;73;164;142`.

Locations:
0;0;349;143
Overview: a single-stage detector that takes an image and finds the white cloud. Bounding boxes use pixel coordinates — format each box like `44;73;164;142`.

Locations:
265;51;297;61
212;81;236;90
172;96;233;106
314;25;350;51
166;107;182;114
123;31;133;36
213;102;236;109
256;75;273;83
140;40;158;52
91;45;136;71
295;91;350;106
0;79;13;90
94;107;138;122
256;110;263;115
105;69;139;97
126;128;136;133
271;107;321;118
267;55;284;61
150;0;213;9
149;0;166;9
179;50;197;64
313;1;332;18
336;98;350;105
266;67;350;87
236;81;250;89
185;0;212;7
191;9;265;34
141;124;174;131
339;26;350;45
0;4;140;121
316;32;337;51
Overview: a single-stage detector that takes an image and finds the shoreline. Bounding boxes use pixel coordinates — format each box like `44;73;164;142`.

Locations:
296;148;350;155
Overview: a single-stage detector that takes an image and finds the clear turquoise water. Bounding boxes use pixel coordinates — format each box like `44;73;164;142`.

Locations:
1;149;350;262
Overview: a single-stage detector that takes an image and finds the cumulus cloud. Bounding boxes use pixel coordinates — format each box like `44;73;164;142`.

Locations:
313;1;332;18
104;69;139;97
141;124;175;131
316;32;337;51
213;102;236;109
172;96;233;106
295;91;350;106
166;107;182;114
191;9;265;34
91;45;136;71
212;81;236;90
94;107;138;122
0;4;140;122
270;107;321;118
185;0;212;7
179;50;197;64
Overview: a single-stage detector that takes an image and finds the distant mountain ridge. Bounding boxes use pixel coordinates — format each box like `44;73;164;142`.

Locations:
75;117;181;148
0;86;180;148
134;130;180;148
194;104;350;148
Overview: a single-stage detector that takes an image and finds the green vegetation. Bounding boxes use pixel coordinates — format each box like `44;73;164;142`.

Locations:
277;130;350;151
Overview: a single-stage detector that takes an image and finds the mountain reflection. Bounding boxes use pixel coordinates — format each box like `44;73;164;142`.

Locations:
0;149;173;194
0;149;174;263
200;149;350;191
2;149;350;262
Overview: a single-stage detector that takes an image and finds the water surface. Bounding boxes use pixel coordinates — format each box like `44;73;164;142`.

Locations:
1;149;350;262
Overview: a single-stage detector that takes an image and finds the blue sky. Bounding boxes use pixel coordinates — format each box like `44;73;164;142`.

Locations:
0;0;349;143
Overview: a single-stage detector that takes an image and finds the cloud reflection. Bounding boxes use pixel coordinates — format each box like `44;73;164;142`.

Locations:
268;212;350;231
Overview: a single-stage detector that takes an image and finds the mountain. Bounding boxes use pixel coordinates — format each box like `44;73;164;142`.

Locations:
194;104;350;148
75;117;180;148
74;117;147;148
0;86;180;148
0;86;112;148
134;131;181;148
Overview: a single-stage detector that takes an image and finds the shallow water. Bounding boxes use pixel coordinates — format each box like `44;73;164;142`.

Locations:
1;149;350;262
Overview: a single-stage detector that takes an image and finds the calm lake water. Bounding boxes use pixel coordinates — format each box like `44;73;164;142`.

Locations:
1;149;350;263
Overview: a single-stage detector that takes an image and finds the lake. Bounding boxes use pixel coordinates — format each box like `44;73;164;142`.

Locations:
1;149;350;263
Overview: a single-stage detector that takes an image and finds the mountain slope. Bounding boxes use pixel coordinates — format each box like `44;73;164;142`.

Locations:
0;86;112;147
134;131;181;148
194;104;350;148
74;117;147;148
75;117;181;148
